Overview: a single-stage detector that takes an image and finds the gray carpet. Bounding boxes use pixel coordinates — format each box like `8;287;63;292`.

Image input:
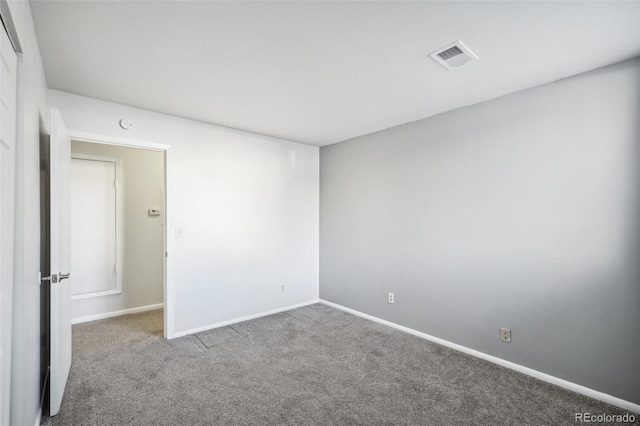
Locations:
41;304;637;425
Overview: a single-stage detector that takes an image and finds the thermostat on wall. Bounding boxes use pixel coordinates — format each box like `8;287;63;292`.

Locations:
148;208;161;216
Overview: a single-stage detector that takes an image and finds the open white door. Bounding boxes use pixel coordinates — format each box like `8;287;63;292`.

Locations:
48;109;72;416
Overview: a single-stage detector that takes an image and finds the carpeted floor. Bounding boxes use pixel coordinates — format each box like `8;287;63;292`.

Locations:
42;303;637;425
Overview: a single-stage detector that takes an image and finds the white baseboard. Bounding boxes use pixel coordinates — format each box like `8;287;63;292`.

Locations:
171;299;320;339
319;299;640;414
72;303;164;325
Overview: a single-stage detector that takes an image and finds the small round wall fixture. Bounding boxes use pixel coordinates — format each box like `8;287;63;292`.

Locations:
119;119;134;130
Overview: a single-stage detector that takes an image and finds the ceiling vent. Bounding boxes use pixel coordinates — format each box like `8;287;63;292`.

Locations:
429;41;478;70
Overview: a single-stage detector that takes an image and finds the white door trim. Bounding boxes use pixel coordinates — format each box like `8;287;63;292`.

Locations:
68;130;170;152
70;154;123;300
67;130;174;339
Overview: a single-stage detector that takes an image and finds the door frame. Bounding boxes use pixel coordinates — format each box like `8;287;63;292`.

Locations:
66;130;174;338
70;154;123;300
0;14;19;426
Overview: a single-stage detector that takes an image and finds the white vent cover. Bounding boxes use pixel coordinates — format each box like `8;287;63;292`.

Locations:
429;41;478;70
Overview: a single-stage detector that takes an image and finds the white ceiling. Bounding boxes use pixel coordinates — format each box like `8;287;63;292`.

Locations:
30;1;640;146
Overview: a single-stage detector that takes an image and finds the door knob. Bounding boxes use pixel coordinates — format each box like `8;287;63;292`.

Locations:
58;273;70;281
41;273;58;283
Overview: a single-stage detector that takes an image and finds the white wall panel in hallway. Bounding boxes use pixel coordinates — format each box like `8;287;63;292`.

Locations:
70;157;118;297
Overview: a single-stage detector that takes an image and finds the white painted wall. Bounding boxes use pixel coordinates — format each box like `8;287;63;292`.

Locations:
70;142;164;320
3;2;50;425
49;90;320;336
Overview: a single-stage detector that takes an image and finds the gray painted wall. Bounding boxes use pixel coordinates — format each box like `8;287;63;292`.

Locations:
320;58;640;404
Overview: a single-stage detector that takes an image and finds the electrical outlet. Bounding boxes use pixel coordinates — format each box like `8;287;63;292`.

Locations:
388;292;394;304
280;285;285;293
500;328;511;343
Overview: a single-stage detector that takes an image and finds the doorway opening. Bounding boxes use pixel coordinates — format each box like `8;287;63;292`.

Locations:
69;141;166;328
71;137;166;335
